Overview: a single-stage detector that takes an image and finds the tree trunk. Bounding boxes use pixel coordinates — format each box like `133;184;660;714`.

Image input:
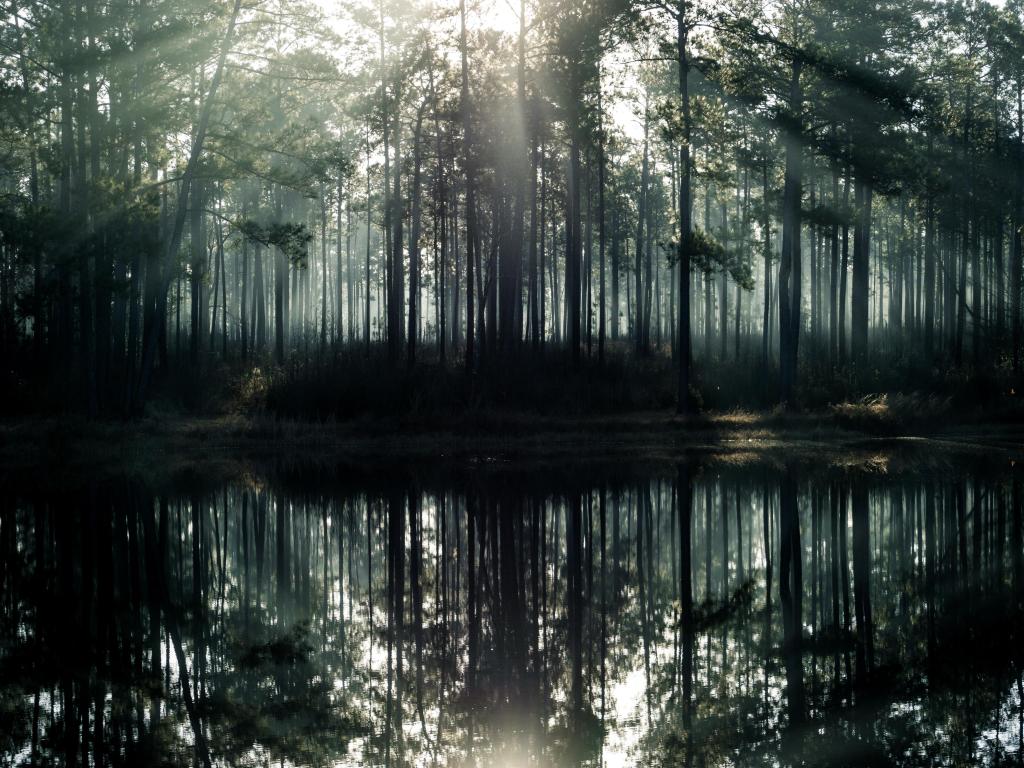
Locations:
778;58;802;407
460;0;476;374
133;0;243;410
677;5;693;413
1013;83;1023;371
851;177;871;361
636;98;650;356
924;150;936;356
598;79;607;365
408;104;425;369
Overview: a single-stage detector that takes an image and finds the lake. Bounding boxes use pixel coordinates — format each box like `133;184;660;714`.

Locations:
0;445;1021;766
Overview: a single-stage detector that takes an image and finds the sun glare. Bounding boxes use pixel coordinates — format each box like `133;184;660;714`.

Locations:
481;0;523;33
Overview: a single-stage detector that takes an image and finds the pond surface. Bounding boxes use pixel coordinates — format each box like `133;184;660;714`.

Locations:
1;449;1023;767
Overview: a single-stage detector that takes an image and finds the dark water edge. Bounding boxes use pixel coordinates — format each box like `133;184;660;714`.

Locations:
1;443;1023;767
4;412;1024;484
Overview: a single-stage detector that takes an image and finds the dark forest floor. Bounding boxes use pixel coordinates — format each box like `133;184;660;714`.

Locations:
7;350;1024;479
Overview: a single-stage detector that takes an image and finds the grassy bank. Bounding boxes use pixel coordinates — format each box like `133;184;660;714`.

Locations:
5;346;1024;478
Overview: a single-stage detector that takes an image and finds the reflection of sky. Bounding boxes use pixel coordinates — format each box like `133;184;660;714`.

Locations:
605;665;646;768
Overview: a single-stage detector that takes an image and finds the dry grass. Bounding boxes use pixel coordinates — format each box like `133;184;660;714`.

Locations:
831;393;953;435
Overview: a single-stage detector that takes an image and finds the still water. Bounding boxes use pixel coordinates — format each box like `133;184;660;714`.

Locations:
1;451;1022;766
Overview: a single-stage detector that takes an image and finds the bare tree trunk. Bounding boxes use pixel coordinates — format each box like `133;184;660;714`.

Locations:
779;58;802;407
636;98;650;356
924;140;936;356
598;75;607;365
460;0;476;373
408;104;425;369
134;0;244;410
1013;82;1023;371
851;177;871;361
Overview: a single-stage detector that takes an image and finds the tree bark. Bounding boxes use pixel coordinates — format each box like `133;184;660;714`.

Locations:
851;177;871;361
134;0;244;410
779;58;802;407
460;0;476;374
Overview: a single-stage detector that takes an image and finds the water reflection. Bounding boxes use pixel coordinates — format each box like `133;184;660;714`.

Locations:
1;459;1022;766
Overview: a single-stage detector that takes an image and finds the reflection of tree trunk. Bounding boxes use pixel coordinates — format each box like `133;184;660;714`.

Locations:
167;617;213;768
1013;479;1022;604
829;485;841;682
191;495;202;632
839;485;851;680
1012;479;1022;714
322;508;330;649
31;687;40;762
488;497;503;681
340;501;349;669
588;492;598;705
722;483;729;601
810;490;819;645
638;486;651;724
852;485;873;681
996;487;1006;595
143;497;167;726
410;491;429;737
531;495;542;712
612;492;620;605
568;493;583;721
925;482;936;662
467;495;478;693
391;492;405;759
241;493;249;632
276;494;288;624
434;494;447;758
956;482;968;582
144;496;212;768
971;478;983;588
705;486;712;599
79;490;94;768
255;493;266;613
763;485;773;715
721;481;729;682
538;497;549;727
366;499;374;718
499;494;525;703
57;499;79;768
736;488;744;586
678;466;694;712
94;493;113;768
346;505;354;663
599;486;608;728
779;468;804;725
764;488;772;613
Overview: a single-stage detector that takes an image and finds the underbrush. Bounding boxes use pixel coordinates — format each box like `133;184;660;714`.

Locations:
259;349;679;422
830;393;954;435
4;337;1022;427
248;344;1024;426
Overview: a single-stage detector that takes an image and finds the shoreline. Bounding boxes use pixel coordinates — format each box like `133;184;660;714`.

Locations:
3;410;1023;479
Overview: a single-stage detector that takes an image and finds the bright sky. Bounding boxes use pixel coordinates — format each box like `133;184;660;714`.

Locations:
311;0;649;144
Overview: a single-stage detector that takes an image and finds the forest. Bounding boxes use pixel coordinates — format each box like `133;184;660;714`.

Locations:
6;0;1024;762
2;0;1024;422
